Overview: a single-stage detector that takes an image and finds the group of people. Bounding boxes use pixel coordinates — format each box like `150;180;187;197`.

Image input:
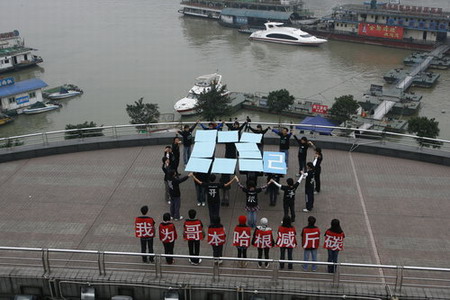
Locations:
149;120;343;272
135;205;345;273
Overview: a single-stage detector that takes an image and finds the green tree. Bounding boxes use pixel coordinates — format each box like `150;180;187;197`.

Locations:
126;98;160;125
407;116;442;148
64;121;104;140
329;95;359;123
196;84;232;120
267;89;295;117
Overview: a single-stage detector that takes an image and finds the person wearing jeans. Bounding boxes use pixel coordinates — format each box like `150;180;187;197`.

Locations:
177;121;198;165
237;179;268;228
166;170;189;220
302;216;320;271
272;127;292;168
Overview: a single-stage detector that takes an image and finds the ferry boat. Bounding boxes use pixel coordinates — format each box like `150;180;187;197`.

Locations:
249;22;327;46
303;0;450;50
0;30;43;74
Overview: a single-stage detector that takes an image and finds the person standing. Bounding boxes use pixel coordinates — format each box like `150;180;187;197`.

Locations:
266;173;281;206
232;215;252;268
207;216;226;265
249;124;270;153
252;217;274;268
171;137;182;174
161;157;173;205
193;172;208;207
200;122;224;130
178;121;199;165
302;162;315;213
276;216;297;270
134;205;155;263
190;173;236;223
225;120;247;158
159;212;177;264
271;127;292;167
183;209;204;265
324;219;345;273
271;177;302;222
301;216;320;271
293;136;315;175
236;178;268;228
163;146;175;169
166;170;189;220
313;148;323;193
219;173;232;207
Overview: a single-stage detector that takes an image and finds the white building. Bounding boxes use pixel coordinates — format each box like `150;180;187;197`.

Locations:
0;78;48;113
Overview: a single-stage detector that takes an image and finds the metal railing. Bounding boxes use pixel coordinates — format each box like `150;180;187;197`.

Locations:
0;246;449;293
1;121;449;153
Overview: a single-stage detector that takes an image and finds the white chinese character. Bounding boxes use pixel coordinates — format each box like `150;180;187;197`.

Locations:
255;233;272;248
161;228;175;243
208;232;225;246
248;195;256;203
302;232;320;248
288;190;295;198
136;222;153;238
278;231;296;248
185;224;202;240
324;236;343;251
233;231;250;247
209;189;216;198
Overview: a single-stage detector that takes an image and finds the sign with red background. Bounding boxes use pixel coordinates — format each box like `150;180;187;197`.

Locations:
358;23;404;40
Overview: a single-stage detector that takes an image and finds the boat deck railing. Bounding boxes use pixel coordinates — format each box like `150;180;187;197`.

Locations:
0;246;449;294
0;121;449;154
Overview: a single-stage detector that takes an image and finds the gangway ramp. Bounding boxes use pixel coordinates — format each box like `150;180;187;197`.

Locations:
372;100;396;120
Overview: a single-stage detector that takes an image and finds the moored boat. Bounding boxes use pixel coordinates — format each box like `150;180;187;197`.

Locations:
43;84;83;100
23;102;62;115
0;113;14;126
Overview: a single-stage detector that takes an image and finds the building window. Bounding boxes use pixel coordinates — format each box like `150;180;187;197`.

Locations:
29;92;36;98
8;97;15;104
4;59;9;64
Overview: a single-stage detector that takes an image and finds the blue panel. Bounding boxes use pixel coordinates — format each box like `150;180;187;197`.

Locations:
212;158;237;174
235;143;259;153
218;131;239;143
263;152;287;175
194;130;217;142
239;159;263;172
185;158;212;173
239;151;262;159
191;142;216;158
0;78;48;98
240;132;262;143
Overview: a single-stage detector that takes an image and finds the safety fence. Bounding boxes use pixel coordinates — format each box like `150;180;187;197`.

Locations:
0;246;449;294
0;121;449;153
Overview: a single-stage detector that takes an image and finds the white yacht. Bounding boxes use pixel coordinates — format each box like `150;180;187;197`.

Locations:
249;22;327;46
174;73;226;116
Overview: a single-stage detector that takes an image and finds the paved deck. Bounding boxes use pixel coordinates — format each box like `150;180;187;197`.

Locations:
0;144;449;271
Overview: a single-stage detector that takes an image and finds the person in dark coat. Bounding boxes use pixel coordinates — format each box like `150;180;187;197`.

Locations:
177;121;198;165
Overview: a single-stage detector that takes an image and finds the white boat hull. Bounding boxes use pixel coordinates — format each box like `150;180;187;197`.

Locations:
23;105;60;115
249;36;326;46
47;90;82;99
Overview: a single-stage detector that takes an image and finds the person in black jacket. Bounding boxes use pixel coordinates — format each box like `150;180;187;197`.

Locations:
293;135;315;175
271;176;303;222
266;173;281;206
178;121;198;165
161;157;173;204
271;127;292;167
225;120;247;158
166;170;189;220
249;124;270;153
301;162;315;213
313;148;323;193
171;137;182;174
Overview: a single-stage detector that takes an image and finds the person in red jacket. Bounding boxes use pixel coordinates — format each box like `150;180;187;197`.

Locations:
134;205;155;263
301;216;320;271
252;217;274;268
159;212;177;264
183;209;204;265
232;215;252;268
324;219;345;273
208;216;226;265
276;216;297;269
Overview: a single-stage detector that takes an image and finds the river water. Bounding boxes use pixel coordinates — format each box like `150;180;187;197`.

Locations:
1;0;449;138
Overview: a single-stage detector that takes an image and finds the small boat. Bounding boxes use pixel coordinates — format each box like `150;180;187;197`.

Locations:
47;87;82;100
0;113;14;126
23;102;62;115
174;73;228;116
249;22;327;46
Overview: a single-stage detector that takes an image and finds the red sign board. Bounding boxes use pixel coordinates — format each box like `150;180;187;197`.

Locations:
312;104;328;114
358;23;404;40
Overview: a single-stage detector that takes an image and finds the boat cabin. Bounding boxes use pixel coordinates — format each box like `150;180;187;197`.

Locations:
0;30;43;73
0;78;48;113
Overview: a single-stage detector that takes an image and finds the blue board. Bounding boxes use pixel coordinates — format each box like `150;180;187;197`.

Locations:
263;152;287;175
240;132;262;143
185;158;213;173
191;142;216;158
239;159;264;172
211;158;237;174
239;151;262;159
235;143;259;153
218;131;239;143
194;130;217;142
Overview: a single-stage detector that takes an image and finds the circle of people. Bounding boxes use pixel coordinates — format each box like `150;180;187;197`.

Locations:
136;120;345;273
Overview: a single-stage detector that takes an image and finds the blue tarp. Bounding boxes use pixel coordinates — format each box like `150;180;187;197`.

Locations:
221;8;293;21
0;79;48;98
295;115;337;135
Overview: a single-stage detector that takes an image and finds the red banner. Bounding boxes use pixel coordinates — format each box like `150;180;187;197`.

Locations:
358;23;404;40
312;104;328;114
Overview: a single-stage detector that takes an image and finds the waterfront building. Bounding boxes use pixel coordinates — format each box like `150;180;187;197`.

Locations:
0;30;43;74
0;78;48;114
305;0;450;50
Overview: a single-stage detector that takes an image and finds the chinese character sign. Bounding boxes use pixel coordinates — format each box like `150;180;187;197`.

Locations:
358;23;404;40
135;218;155;238
324;235;344;251
276;231;297;248
0;77;15;87
184;223;203;241
233;229;251;247
312;104;329;114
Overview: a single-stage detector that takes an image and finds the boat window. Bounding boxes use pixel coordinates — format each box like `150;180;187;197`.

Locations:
4;59;9;64
266;33;298;40
187;93;198;99
300;34;313;38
